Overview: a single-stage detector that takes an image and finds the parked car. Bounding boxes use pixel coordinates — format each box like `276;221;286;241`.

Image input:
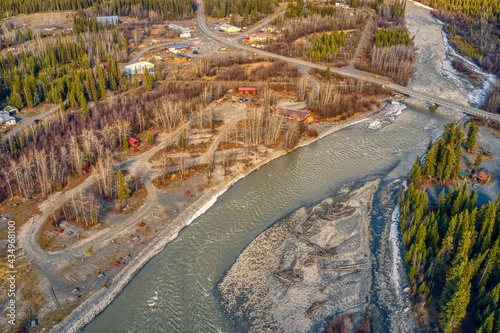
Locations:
58;228;64;234
33;119;41;124
67;231;74;235
139;222;145;227
132;236;140;242
98;272;105;279
124;254;131;260
113;262;120;267
193;50;198;54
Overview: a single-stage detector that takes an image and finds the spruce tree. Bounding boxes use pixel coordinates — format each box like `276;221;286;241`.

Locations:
143;67;153;91
466;123;479;153
86;71;99;101
410;156;421;187
123;136;129;149
147;131;153;143
117;171;131;200
155;62;163;81
97;64;107;98
324;65;331;80
23;76;34;107
475;150;483;171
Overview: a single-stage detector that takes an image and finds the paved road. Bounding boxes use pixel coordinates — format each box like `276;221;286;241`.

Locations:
196;0;500;122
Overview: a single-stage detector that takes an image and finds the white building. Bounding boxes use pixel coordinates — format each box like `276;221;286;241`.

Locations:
124;61;155;75
180;32;192;38
168;24;190;34
96;16;119;24
0;111;16;127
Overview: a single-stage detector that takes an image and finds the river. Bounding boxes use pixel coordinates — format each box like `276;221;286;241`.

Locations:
81;104;455;332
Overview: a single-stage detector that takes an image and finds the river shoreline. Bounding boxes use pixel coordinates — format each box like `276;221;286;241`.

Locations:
52;102;395;333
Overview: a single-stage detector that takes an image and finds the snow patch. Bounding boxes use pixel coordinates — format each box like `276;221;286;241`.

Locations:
389;180;407;292
368;120;381;130
368;102;406;130
386;101;406;118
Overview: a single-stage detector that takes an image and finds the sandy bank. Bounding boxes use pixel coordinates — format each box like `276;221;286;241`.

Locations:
218;180;380;332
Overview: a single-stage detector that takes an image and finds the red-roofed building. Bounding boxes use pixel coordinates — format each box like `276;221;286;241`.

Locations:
238;87;258;94
473;168;490;182
127;137;139;147
276;107;311;121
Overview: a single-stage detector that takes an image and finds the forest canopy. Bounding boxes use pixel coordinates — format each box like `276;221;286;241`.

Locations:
415;0;500;22
0;0;195;20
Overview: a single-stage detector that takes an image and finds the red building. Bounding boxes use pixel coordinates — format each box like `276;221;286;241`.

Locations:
127;137;140;147
238;87;258;94
276;107;311;121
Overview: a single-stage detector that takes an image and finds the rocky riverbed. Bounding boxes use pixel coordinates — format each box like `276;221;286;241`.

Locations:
218;180;380;332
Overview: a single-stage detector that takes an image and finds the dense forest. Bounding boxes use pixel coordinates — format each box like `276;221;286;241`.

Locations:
0;0;195;20
0;22;130;112
415;0;500;22
374;27;414;47
401;123;500;332
205;0;278;25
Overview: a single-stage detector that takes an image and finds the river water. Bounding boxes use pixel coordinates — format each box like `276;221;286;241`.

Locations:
82;104;453;332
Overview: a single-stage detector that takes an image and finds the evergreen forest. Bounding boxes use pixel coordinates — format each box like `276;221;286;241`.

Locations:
205;0;278;24
0;0;195;20
401;123;500;332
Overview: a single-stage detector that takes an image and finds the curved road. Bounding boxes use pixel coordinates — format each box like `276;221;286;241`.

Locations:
196;0;500;122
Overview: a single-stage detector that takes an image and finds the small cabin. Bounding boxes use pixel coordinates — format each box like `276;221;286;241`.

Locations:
238;87;258;94
276;107;312;122
3;105;19;115
473;169;490;182
174;54;192;62
82;163;92;173
127;137;140;147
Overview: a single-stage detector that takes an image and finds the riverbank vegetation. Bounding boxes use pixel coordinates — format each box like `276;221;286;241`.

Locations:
309;68;388;120
355;17;417;85
401;123;500;332
424;8;500;114
415;0;500;23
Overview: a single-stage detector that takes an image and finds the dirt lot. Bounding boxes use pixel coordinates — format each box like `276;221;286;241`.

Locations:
1;11;74;34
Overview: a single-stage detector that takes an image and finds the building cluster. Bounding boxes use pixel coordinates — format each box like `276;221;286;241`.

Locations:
334;2;355;11
245;33;267;42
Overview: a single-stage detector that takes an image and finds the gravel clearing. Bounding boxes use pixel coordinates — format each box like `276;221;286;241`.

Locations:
219;180;380;332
